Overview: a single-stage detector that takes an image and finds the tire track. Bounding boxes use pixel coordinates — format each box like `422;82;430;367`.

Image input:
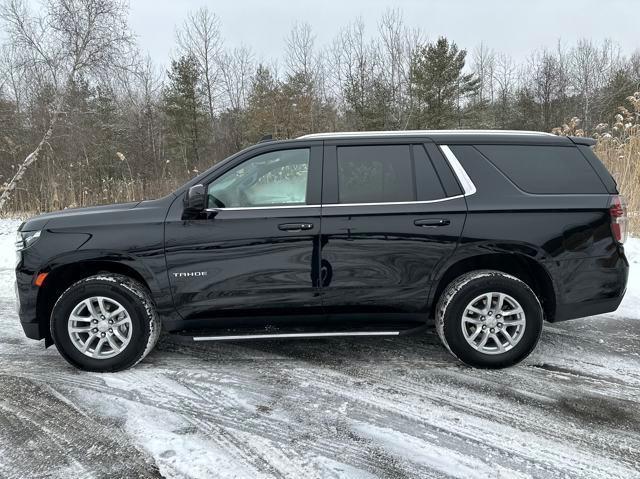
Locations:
0;375;161;479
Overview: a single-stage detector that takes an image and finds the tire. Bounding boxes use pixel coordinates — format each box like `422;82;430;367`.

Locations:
436;270;543;369
50;274;161;372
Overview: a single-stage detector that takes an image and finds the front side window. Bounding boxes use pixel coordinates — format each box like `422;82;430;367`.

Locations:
207;148;310;208
337;145;414;204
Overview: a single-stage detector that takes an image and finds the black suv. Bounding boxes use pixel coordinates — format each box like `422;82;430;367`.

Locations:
15;130;629;371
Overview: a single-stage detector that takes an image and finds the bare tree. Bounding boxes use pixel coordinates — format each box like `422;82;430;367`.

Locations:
219;45;253;112
524;47;569;130
377;8;421;128
569;38;622;130
630;50;640;87
177;7;223;130
285;21;316;79
493;52;516;127
218;45;253;148
329;18;385;129
0;44;27;114
0;0;133;211
472;43;496;105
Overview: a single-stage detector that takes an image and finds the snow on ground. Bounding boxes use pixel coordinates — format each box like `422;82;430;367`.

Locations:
0;219;639;478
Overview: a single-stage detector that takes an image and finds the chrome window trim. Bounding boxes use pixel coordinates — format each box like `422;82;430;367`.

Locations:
322;196;464;207
206;204;320;212
440;145;477;196
205;195;465;212
203;145;476;212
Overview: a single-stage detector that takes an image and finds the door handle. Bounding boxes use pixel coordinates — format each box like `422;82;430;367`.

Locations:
414;218;450;227
278;223;314;231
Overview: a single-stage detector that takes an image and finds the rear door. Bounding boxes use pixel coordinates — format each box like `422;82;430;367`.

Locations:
319;139;467;317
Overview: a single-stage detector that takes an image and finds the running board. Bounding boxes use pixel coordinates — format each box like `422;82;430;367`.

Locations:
191;331;401;342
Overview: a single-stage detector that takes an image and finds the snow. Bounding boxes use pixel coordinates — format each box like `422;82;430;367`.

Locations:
0;219;21;271
0;218;639;478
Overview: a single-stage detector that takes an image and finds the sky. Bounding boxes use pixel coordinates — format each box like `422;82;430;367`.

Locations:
128;0;639;70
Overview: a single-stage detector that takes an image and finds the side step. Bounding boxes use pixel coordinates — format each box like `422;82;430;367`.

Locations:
171;324;427;343
192;330;401;342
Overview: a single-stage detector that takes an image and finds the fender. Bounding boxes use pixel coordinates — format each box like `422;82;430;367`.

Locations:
35;248;175;321
426;240;559;320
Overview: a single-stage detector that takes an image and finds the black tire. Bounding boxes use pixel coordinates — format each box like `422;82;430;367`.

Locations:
50;274;161;372
436;270;543;368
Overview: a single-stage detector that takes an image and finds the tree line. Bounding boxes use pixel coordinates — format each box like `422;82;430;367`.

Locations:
0;0;639;213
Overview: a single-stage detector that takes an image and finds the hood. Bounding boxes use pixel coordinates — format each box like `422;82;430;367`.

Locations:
20;201;142;231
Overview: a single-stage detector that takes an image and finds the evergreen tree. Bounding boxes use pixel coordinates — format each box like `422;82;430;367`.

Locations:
409;37;480;128
163;54;207;173
246;65;281;141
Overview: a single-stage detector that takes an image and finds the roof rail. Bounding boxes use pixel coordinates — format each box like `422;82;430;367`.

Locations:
298;129;556;139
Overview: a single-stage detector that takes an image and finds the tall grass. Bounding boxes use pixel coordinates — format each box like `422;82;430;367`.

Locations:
554;92;640;234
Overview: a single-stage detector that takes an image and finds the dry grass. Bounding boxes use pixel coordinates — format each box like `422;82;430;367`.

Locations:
594;133;640;234
554;92;640;234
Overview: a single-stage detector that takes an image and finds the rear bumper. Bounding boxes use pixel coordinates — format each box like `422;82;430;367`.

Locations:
554;296;625;322
547;246;629;322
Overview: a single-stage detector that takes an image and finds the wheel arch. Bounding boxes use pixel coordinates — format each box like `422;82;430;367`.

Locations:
431;252;557;322
36;257;157;343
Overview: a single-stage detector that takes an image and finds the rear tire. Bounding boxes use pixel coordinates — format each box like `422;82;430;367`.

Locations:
436;270;543;368
50;274;161;372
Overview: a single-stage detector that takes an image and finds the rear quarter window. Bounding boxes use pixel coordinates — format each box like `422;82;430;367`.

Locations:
475;144;607;194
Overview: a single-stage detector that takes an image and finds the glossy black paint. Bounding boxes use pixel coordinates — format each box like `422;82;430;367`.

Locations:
15;132;629;344
318;139;464;316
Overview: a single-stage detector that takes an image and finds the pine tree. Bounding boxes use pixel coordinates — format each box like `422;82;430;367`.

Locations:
163;54;207;173
246;65;281;141
409;37;480;128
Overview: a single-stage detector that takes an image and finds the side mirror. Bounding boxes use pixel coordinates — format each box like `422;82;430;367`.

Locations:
184;184;205;213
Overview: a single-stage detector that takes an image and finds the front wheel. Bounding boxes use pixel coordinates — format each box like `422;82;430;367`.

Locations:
50;274;161;372
436;270;543;368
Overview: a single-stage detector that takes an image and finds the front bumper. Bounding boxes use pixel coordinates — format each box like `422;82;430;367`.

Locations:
15;267;45;340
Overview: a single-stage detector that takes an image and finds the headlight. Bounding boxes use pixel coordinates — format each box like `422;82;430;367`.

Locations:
15;230;41;252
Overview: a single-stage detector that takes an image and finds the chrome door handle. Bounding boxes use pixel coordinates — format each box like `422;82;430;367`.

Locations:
414;218;450;227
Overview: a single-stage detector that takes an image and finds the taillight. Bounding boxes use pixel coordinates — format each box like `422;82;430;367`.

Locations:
609;195;628;244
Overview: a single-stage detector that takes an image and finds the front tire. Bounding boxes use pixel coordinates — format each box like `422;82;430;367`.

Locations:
50;274;161;372
436;270;543;368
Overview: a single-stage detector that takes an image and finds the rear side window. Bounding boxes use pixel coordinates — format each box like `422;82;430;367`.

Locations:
413;145;446;200
337;145;413;203
475;144;607;194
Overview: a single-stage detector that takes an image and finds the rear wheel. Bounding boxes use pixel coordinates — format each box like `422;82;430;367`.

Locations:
50;274;161;372
436;270;543;368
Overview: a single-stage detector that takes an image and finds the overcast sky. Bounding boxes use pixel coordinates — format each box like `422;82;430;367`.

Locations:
129;0;639;70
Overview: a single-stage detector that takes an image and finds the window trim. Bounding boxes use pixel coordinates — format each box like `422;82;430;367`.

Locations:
203;145;320;210
201;141;477;211
439;145;477;196
321;196;464;208
335;143;417;205
322;141;476;207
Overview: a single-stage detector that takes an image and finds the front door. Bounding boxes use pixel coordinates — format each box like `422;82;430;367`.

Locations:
319;140;466;318
164;142;323;324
